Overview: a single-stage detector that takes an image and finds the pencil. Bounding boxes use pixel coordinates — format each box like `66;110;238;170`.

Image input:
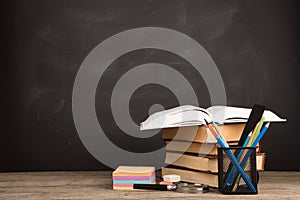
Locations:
247;122;260;147
225;120;262;187
204;119;256;192
227;119;262;187
230;123;270;190
239;118;264;165
251;117;265;146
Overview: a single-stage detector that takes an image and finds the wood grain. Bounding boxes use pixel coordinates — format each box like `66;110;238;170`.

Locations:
0;171;299;200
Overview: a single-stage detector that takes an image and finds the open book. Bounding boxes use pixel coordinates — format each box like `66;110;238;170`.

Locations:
140;105;286;130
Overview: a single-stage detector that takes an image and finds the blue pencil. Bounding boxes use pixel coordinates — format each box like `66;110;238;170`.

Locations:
224;131;252;186
243;132;252;147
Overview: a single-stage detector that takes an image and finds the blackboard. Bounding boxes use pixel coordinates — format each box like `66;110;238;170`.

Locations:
2;0;300;171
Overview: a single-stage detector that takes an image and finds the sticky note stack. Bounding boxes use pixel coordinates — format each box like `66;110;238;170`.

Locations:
112;166;156;190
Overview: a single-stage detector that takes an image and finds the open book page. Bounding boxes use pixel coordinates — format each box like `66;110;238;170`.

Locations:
140;105;211;130
207;105;287;124
140;105;286;130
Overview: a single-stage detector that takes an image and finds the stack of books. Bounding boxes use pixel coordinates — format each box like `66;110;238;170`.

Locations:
112;166;155;190
140;105;285;187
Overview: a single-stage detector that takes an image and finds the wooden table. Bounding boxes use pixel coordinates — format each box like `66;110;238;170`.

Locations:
0;171;299;200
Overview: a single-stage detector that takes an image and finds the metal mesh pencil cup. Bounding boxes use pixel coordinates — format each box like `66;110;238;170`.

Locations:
217;146;258;194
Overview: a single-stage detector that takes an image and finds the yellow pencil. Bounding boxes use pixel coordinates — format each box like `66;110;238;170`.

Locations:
251;117;265;146
233;117;265;191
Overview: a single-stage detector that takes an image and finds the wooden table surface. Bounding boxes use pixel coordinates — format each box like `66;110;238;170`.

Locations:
0;171;299;200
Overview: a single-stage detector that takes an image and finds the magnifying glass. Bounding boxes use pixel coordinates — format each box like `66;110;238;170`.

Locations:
133;182;209;193
176;183;209;193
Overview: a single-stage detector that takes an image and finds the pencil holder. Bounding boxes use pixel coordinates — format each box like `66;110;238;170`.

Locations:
217;146;258;194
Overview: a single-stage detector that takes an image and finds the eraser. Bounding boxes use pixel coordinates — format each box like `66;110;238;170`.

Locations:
159;181;174;186
163;174;181;182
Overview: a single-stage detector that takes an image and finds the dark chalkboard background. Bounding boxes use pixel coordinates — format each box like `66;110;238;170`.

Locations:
2;0;300;171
